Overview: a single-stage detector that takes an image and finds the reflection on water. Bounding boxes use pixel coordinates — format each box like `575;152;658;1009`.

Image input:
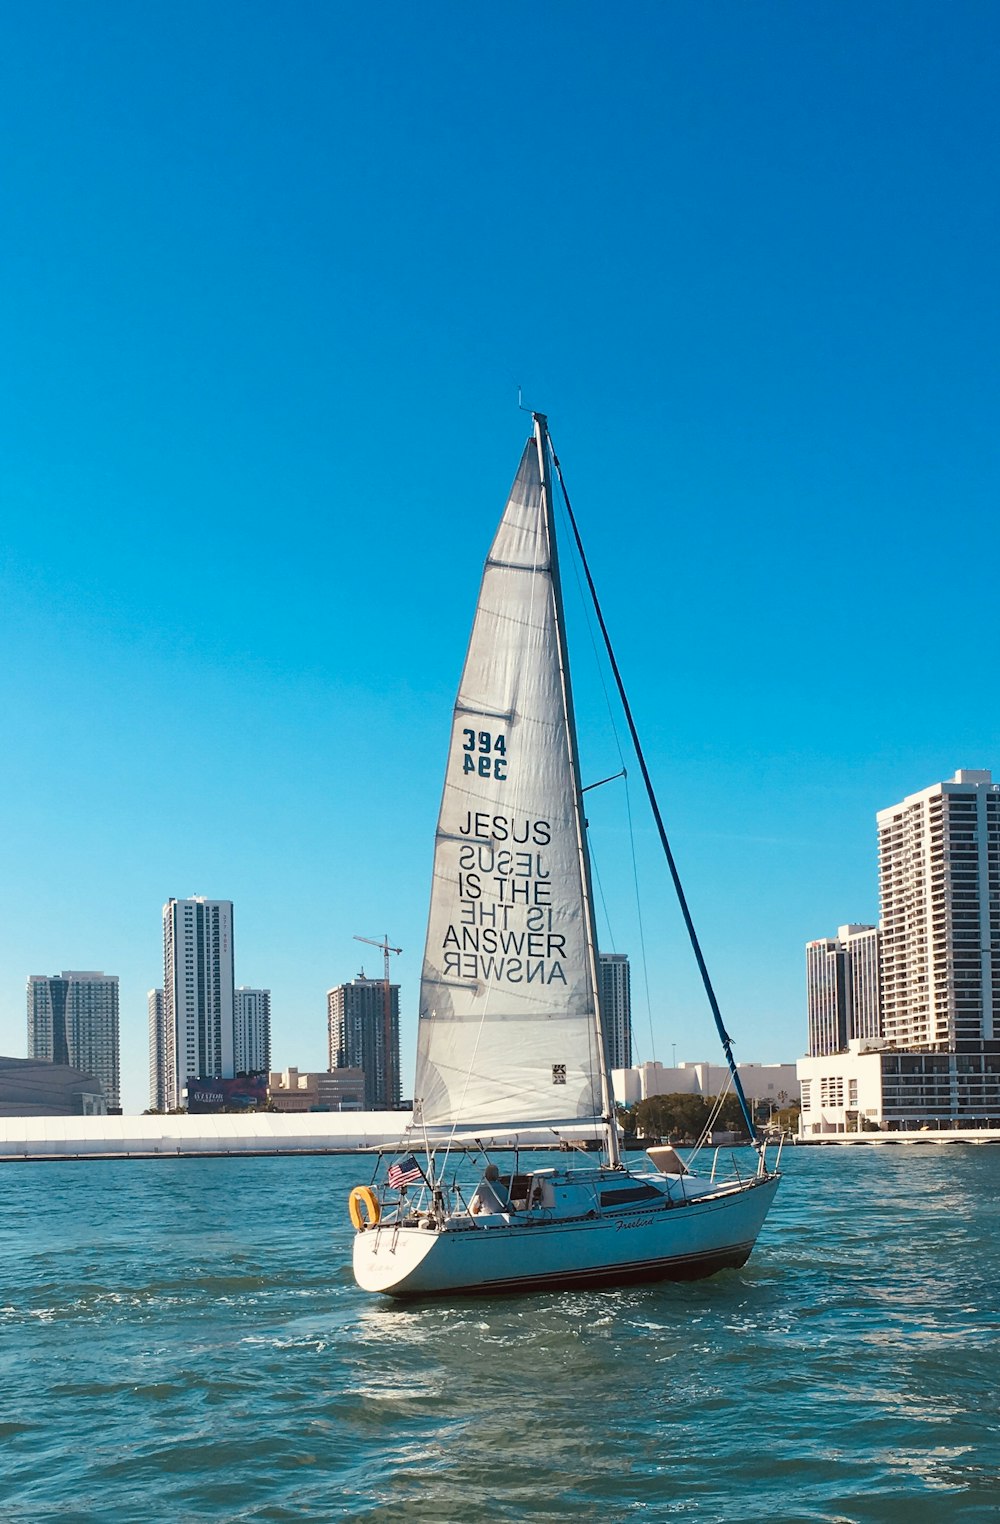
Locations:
2;1148;1000;1520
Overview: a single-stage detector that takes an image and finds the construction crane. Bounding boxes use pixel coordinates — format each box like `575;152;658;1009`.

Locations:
354;934;402;1110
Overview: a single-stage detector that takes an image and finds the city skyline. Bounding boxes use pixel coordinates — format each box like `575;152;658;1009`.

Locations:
3;5;999;1113
807;769;1000;1060
10;765;1000;1113
801;768;1000;1134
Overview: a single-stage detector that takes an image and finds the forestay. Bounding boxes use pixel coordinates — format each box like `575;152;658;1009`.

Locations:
413;436;606;1133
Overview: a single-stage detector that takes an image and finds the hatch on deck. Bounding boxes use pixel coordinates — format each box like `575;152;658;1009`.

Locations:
645;1145;690;1176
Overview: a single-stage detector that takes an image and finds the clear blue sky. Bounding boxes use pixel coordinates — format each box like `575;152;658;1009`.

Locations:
2;1;998;1112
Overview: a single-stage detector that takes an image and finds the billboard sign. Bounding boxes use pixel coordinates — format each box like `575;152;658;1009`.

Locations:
186;1074;267;1114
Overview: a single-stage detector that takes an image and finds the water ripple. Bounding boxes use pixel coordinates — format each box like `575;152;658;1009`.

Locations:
3;1149;1000;1520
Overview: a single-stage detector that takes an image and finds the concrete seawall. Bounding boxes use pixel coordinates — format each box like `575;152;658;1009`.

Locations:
798;1127;1000;1146
0;1113;606;1161
0;1112;413;1161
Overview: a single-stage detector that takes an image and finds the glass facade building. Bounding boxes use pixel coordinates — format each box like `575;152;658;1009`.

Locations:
27;971;120;1111
327;976;400;1111
598;952;632;1072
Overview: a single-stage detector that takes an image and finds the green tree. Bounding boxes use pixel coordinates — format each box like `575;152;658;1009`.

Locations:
713;1093;750;1136
632;1091;758;1142
615;1103;635;1133
633;1092;710;1141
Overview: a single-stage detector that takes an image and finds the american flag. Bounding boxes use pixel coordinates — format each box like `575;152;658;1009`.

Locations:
387;1153;423;1189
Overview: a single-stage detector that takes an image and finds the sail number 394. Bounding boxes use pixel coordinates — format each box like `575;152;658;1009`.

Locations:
461;729;507;780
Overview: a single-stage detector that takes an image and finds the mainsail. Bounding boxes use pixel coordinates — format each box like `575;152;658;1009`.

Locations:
413;430;607;1133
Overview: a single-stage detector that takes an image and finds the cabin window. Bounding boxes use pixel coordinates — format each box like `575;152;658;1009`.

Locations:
600;1182;662;1207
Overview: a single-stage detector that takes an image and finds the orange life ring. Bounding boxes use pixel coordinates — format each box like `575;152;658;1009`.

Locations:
349;1185;380;1231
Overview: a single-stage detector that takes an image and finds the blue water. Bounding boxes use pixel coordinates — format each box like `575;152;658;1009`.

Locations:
2;1146;1000;1522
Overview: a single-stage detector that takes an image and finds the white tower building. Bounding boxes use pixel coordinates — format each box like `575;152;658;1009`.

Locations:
148;988;166;1111
27;971;120;1111
805;938;846;1057
844;924;881;1042
162;898;235;1111
234;987;271;1075
805;925;881;1057
878;770;1000;1051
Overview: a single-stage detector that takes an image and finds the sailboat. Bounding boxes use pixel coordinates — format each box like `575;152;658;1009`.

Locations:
351;414;780;1298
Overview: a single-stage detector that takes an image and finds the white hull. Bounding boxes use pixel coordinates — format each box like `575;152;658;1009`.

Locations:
353;1172;779;1298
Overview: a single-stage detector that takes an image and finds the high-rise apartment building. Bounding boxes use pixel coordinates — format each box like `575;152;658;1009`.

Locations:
148;988;166;1111
878;770;1000;1051
845;924;881;1042
805;925;881;1057
599;952;632;1071
27;971;120;1111
327;975;400;1110
234;987;271;1075
162;897;235;1111
805;939;847;1057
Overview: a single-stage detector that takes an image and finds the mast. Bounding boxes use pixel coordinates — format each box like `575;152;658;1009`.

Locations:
534;412;622;1169
549;446;759;1145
